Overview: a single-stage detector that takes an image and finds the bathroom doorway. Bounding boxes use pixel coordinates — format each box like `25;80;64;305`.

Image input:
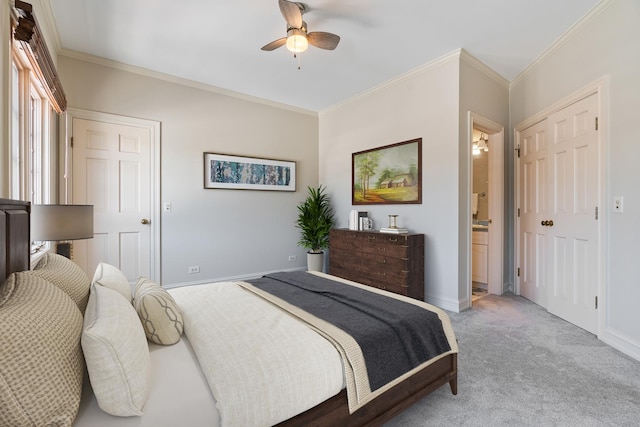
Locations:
469;113;504;306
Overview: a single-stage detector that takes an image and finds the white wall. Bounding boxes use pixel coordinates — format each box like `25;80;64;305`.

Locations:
58;56;320;286
510;0;640;358
458;56;510;302
319;51;509;312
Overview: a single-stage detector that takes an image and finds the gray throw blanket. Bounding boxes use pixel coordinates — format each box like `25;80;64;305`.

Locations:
247;271;451;391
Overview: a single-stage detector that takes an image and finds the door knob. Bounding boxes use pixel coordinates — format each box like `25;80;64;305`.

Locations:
141;218;150;225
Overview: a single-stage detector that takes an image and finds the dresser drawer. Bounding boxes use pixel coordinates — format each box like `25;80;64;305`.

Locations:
328;229;424;300
361;252;409;271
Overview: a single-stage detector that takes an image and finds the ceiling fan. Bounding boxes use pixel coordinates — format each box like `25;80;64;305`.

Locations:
261;0;340;54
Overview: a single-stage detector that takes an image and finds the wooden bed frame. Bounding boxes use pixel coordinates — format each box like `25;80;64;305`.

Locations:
0;197;457;426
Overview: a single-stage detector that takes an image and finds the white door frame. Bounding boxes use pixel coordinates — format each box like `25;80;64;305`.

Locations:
467;112;505;308
59;108;161;282
514;77;607;338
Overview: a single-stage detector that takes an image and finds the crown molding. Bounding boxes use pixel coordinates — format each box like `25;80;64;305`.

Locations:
59;48;317;117
459;49;510;89
511;0;617;88
321;49;462;115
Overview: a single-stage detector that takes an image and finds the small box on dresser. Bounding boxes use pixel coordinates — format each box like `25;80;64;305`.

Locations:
329;228;425;300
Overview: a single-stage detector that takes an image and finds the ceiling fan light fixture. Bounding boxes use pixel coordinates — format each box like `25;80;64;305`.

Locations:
286;29;308;53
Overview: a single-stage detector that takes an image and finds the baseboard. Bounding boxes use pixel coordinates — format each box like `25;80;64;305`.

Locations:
425;294;463;313
165;266;307;289
601;327;640;362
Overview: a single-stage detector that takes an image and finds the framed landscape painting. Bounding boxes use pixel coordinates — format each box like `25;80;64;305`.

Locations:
204;153;296;191
352;138;422;205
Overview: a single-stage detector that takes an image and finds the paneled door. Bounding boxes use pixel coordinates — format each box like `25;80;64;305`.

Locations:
518;119;549;307
545;94;599;334
518;93;599;334
71;116;156;283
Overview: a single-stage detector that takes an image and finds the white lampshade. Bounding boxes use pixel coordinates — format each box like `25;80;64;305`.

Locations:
31;204;94;241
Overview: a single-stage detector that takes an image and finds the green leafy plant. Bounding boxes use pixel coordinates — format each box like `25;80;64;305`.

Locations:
296;185;335;253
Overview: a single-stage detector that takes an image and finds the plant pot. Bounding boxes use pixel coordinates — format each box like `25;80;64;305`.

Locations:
307;251;324;272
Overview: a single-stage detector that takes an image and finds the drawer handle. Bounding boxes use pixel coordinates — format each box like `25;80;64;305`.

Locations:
377;258;386;264
377;247;386;252
377;272;386;276
367;236;376;240
388;237;398;242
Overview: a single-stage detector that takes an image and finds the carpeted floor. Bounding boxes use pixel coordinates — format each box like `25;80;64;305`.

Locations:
384;293;640;426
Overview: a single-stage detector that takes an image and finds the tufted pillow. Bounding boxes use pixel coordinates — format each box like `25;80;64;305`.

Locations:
30;252;92;312
82;283;150;416
92;262;132;302
0;272;84;427
134;277;184;345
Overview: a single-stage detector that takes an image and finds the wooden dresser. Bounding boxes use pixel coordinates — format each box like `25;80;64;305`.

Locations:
328;228;425;300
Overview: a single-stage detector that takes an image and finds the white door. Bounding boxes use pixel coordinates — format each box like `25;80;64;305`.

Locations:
545;94;599;333
518;119;549;307
71;117;155;283
486;130;504;295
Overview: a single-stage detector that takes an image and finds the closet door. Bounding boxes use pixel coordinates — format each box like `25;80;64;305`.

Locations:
545;93;599;334
518;119;549;308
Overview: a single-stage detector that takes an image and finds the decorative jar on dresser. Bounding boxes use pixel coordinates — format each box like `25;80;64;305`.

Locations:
328;228;425;300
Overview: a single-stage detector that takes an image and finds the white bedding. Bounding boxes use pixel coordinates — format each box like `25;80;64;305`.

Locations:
169;281;345;427
74;337;220;426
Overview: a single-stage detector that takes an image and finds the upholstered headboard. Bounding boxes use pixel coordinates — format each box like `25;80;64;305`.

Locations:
0;198;30;281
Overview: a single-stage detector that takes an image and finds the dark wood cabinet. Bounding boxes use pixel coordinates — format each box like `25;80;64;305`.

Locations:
328;228;425;300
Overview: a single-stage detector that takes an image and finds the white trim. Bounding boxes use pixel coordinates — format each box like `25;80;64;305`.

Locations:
514;76;608;340
321;49;462;115
57;49;317;117
62;108;162;283
164;266;307;290
468;113;505;309
511;0;616;88
460;50;510;89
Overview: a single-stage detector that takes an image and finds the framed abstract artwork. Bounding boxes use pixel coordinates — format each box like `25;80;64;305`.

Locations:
352;138;422;205
203;153;296;191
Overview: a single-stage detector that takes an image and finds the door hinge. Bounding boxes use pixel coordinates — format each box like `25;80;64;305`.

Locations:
515;145;520;158
595;206;598;220
517;208;520;217
595;296;598;309
595;117;599;131
70;136;74;148
517;267;520;277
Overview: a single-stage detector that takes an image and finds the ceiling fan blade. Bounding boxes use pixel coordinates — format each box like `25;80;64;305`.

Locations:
307;32;340;50
261;37;287;51
279;0;303;28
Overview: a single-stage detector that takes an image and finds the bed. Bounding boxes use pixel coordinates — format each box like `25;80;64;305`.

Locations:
0;198;458;426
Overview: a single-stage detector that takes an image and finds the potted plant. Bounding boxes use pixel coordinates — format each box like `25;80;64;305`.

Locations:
296;185;335;271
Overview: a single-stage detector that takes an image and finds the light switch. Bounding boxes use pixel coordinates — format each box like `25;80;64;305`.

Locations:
163;202;172;212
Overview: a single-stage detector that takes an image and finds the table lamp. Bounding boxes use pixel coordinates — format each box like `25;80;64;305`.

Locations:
31;204;94;258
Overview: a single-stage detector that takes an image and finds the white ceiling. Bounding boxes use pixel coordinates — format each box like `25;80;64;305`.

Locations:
46;0;603;112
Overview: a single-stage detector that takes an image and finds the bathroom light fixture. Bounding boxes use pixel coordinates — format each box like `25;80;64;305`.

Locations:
477;133;489;152
473;143;481;155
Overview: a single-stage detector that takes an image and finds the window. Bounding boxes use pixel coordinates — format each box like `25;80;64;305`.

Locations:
10;0;66;205
11;43;53;205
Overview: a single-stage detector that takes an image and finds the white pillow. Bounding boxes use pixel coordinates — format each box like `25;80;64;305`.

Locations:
134;277;184;345
82;283;150;416
92;262;132;302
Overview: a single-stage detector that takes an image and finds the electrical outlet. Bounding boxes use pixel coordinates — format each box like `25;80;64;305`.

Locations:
614;196;624;213
188;265;200;274
288;255;296;262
